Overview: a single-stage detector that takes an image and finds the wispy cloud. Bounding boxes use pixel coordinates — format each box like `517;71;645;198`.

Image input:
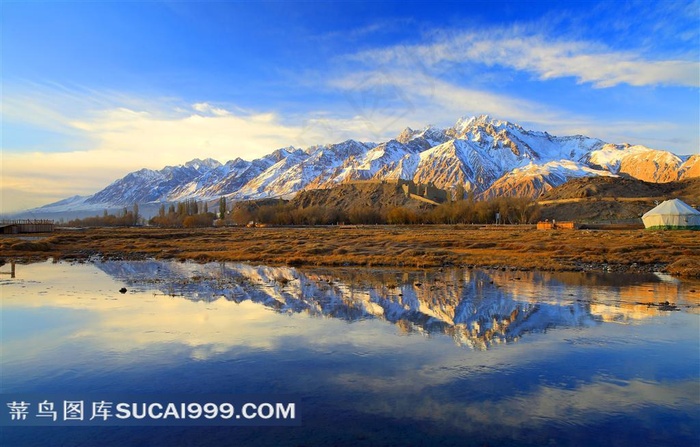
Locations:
326;67;699;155
0;85;342;212
321;19;699;153
330;69;563;123
67;105;303;163
3;6;698;214
1;80;431;212
347;30;700;88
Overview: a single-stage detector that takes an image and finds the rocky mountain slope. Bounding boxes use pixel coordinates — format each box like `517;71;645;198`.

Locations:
30;115;698;216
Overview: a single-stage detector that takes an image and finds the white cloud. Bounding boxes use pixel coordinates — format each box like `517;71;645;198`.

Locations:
192;102;231;116
348;30;700;88
3;26;698;216
0;86;422;213
1;92;331;212
328;68;585;133
66;104;302;163
329;68;700;164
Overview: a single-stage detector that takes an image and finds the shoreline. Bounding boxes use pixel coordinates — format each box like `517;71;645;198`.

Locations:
1;225;698;277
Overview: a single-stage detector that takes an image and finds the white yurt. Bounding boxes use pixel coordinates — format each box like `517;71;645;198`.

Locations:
642;198;700;230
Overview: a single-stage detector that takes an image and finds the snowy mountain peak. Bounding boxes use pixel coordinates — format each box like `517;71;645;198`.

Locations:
451;115;531;147
225;157;248;167
396;127;418;144
395;124;448;148
29;113;697;216
266;146;301;163
454;114;497;132
184;158;223;170
586;143;684;183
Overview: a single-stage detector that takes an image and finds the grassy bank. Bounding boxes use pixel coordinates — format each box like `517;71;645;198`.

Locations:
1;225;698;277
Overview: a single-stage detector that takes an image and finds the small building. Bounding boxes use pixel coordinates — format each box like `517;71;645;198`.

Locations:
642;199;700;230
1;223;19;234
0;220;55;234
537;220;576;230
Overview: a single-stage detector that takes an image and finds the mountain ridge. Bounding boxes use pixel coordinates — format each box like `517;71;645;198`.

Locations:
30;114;698;216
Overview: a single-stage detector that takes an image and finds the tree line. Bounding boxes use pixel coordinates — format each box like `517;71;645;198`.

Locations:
63;196;540;228
149;199;218;228
65;205;142;227
223;196;540;226
64;199;221;228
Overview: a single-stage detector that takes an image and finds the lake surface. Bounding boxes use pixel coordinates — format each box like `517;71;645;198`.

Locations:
1;260;699;446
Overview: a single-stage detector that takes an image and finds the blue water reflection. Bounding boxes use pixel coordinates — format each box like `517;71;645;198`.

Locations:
1;260;698;446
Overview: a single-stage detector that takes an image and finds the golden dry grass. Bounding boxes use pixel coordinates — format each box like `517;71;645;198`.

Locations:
1;225;699;276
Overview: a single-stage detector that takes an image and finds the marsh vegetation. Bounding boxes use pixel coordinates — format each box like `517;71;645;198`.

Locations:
1;226;698;276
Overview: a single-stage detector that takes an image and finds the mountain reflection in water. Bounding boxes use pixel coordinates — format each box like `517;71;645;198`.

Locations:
94;261;699;350
3;260;699;447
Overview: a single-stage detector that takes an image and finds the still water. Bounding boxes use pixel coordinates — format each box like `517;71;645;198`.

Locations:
1;260;699;446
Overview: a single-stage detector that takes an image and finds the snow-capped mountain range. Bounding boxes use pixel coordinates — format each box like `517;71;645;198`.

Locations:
35;115;699;213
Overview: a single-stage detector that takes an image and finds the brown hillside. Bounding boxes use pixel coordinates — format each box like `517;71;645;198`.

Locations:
229;177;700;225
540;176;700;201
538;177;700;223
290;182;436;211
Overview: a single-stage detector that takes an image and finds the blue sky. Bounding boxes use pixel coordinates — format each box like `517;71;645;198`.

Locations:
2;0;699;212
